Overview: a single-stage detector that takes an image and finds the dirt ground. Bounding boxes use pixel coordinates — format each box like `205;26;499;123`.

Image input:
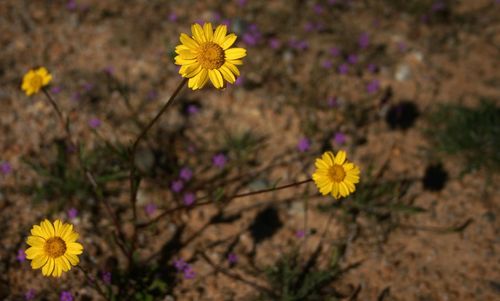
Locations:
1;0;499;300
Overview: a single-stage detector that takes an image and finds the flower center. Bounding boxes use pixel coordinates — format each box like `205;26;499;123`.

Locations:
30;75;43;88
328;165;346;182
198;42;225;69
44;237;66;258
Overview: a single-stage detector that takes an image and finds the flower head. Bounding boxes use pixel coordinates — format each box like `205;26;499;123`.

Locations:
312;150;360;199
17;248;26;262
25;289;36;301
25;219;83;277
212;153;227;168
21;67;52;96
171;180;184;193
175;23;246;90
60;291;73;301
67;208;78;219
1;161;12;175
297;138;311;152
183;192;196;206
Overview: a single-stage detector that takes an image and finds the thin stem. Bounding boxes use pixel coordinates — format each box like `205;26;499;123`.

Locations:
76;265;109;300
137;178;313;229
42;88;71;142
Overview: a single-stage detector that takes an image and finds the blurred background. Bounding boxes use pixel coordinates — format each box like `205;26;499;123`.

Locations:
1;0;499;300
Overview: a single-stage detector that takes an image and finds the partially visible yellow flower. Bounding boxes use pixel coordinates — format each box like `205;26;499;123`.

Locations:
21;67;52;96
25;219;83;278
312;150;360;199
174;22;246;90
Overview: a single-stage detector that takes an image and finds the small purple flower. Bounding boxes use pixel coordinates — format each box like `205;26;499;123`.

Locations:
183;192;196;206
50;86;63;94
234;76;244;86
187;104;200;115
327;96;338;108
227;253;238;264
243;33;259;46
88;118;101;129
183;265;196;279
66;0;77;10
347;54;358;65
313;4;324;14
321;60;333;69
366;79;380;94
330;47;341;57
168;12;178;22
333;132;346;145
338;63;349;75
297;138;311;152
1;161;12;175
221;19;231;27
289;38;308;51
171;180;184;193
25;289;36;301
367;63;378;73
212;153;227;168
269;38;281;50
295;230;305;238
173;258;187;271
145;203;157;216
179;167;193;181
358;32;370;49
67;208;78;219
101;271;112;285
17;248;26;262
60;291;73;301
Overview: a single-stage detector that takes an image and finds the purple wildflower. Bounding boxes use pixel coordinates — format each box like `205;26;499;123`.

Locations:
367;63;378;73
50;86;63;94
330;47;341;57
60;291;73;301
183;193;196;206
228;253;238;264
88;118;101;129
297;138;311;152
1;161;12;175
234;76;244;86
212;153;227;168
221;19;231;27
347;54;358;65
187;104;200;115
179;167;193;181
295;230;305;238
171;180;184;193
366;79;380;94
173;258;187;271
327;96;338;108
333;132;346;145
17;248;26;262
183;265;196;279
358;32;370;49
145;203;157;216
269;38;281;49
66;0;77;10
101;271;112;285
25;289;36;301
321;60;333;69
243;24;261;46
313;4;324;14
168;12;178;22
67;208;78;219
338;63;349;75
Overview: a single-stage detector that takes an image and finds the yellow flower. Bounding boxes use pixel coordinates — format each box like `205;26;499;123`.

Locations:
312;150;360;199
174;23;246;90
25;219;83;278
21;67;52;96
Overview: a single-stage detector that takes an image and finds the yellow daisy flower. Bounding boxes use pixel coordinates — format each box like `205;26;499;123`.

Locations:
21;67;52;96
174;22;246;90
25;219;83;278
312;150;360;199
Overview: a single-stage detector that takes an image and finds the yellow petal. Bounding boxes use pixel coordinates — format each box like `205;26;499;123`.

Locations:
41;219;55;237
203;22;213;41
221;34;237;49
65;253;79;266
53;220;63;236
57;257;71;272
225;48;247;60
331;183;340;198
339;182;349;197
191;23;206;43
208;69;223;89
190;68;208;90
31;225;49;239
334;151;346;165
42;258;55;276
31;255;48;269
223;62;240;77
66;242;83;255
321;152;334;166
59;224;73;241
213;25;227;44
27;236;45;247
180;33;199;50
25;247;44;259
64;231;79;243
218;65;236;83
52;260;63;277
